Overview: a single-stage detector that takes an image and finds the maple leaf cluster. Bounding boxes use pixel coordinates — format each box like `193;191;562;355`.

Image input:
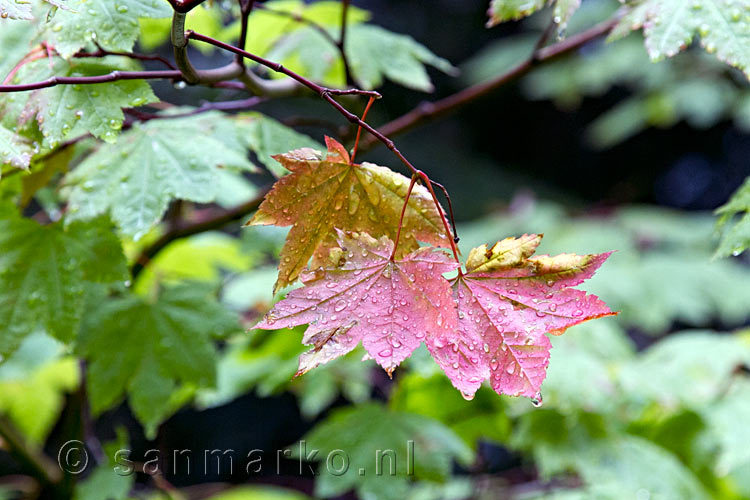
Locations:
251;138;614;401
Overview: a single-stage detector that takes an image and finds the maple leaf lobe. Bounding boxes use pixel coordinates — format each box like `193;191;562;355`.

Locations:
428;234;615;400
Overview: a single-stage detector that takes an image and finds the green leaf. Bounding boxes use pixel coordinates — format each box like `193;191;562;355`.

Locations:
221;266;279;312
347;24;457;92
236;112;324;177
294;356;372;418
45;0;172;58
389;372;511;449
63;112;256;239
20;147;72;207
0;209;128;355
196;328;305;409
513;411;710;499
73;463;133;500
0;122;33;171
487;0;546;26
542;321;634;413
5;57;158;148
198;326;371;417
715;177;750;258
78;284;240;435
0;331;64;377
297;403;472;500
704;378;750;474
206;485;311;500
618;331;750;409
267;23;456;92
624;0;750;79
74;431;135;500
133;231;252;296
576;436;711;499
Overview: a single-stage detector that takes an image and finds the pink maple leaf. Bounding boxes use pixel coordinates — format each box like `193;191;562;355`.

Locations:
255;230;459;375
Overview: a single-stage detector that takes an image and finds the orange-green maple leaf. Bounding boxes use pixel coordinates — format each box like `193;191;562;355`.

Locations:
248;137;450;291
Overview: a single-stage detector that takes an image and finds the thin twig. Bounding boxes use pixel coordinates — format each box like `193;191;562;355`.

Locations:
236;0;256;66
350;95;375;164
430;179;459;242
359;18;617;151
0;70;183;92
391;173;419;259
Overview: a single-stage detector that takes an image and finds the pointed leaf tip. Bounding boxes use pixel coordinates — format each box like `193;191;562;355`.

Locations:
324;136;350;164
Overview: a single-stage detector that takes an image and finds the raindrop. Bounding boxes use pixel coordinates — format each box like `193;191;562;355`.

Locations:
531;393;543;407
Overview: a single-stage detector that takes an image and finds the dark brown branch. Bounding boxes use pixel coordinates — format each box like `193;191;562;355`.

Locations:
131;186;271;278
0;70;182;92
359;18;617;151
